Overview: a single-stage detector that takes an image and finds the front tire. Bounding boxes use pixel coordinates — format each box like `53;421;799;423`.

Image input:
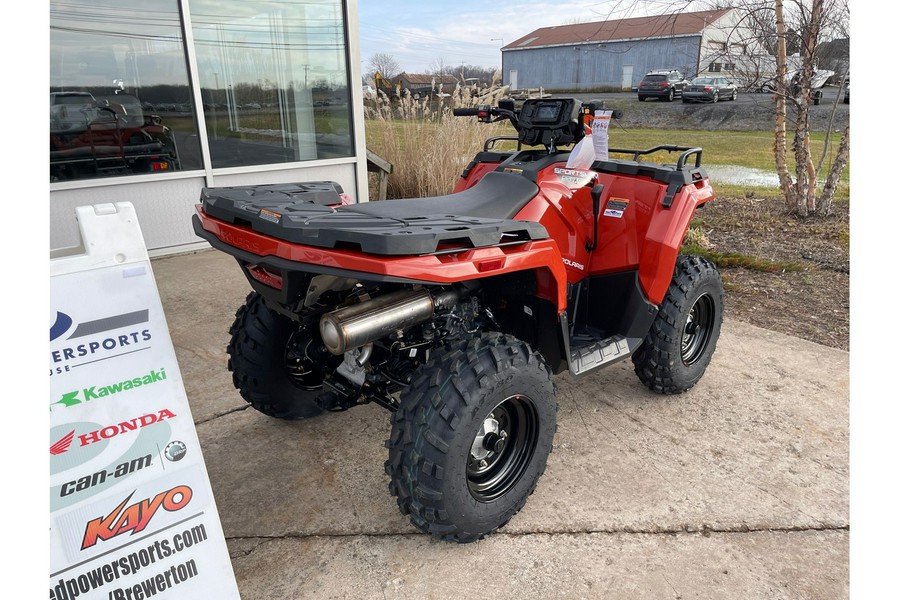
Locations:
227;292;329;419
632;255;724;394
385;332;557;543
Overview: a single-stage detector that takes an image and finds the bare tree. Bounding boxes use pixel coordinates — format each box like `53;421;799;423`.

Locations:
429;57;448;79
367;52;401;81
702;0;848;216
772;0;849;217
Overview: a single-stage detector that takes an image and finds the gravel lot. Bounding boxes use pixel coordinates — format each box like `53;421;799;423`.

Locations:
568;88;849;132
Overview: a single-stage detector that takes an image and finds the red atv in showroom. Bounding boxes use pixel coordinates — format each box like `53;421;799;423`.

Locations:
193;97;724;543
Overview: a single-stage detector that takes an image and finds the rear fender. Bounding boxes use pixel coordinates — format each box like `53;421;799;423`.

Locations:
639;180;714;304
194;207;570;311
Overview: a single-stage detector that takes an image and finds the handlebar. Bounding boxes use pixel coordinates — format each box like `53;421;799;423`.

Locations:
453;104;518;128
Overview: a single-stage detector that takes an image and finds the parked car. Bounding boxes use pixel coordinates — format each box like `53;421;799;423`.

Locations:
682;76;738;103
50;91;180;181
637;70;688;102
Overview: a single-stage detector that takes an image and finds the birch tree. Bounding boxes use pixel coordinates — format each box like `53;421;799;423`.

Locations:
772;0;849;216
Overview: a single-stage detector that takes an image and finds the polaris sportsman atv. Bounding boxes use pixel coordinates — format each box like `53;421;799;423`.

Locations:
193;97;724;543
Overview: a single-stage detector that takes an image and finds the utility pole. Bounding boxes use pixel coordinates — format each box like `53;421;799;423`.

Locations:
492;39;505;86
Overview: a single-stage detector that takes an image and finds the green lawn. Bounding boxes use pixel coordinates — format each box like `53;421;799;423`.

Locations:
365;119;849;201
605;128;849;200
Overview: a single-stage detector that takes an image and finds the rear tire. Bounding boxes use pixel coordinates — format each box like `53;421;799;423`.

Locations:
712;92;719;103
666;89;674;102
632;255;724;394
638;95;646;102
227;292;327;420
385;332;557;543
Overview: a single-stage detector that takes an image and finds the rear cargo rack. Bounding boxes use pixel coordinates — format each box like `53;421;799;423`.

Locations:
591;145;708;208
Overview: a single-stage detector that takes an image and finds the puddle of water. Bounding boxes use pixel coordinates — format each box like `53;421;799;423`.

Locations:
704;165;780;187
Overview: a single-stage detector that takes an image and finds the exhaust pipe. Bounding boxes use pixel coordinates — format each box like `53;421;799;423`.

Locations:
319;288;459;355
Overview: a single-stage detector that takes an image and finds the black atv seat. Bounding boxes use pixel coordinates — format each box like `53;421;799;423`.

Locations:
197;171;549;256
344;171;539;220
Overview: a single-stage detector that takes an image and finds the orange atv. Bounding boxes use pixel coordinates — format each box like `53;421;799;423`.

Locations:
193;97;724;542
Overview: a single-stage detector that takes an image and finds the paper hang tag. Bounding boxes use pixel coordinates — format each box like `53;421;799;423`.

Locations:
591;111;613;161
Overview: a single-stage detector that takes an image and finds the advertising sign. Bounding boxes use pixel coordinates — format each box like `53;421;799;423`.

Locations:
49;203;240;599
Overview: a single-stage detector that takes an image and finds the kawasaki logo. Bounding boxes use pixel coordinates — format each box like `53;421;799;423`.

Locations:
81;484;193;550
51;368;167;412
48;409;176;454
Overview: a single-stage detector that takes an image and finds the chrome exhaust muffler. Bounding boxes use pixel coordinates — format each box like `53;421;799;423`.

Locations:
319;288;459;355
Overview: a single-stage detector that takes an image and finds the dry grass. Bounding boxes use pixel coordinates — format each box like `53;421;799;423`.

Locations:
364;87;513;199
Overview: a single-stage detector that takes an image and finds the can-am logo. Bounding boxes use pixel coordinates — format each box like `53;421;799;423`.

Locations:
49;409;176;454
81;484;193;550
51;368;167;412
49;309;152;371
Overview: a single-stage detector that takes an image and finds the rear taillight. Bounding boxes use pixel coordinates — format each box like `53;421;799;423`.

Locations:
703;86;712;91
246;264;283;290
660;82;669;87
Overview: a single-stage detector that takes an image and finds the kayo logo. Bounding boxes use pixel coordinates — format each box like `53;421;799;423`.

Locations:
81;484;193;550
48;409;176;455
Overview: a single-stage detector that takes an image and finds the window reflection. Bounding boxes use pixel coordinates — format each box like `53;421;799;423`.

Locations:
49;0;202;182
190;0;353;167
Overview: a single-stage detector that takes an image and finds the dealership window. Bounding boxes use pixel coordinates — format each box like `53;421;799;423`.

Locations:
50;0;354;183
189;0;354;168
50;0;202;182
709;63;723;72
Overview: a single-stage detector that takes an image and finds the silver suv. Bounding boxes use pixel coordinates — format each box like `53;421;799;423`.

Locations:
637;70;688;102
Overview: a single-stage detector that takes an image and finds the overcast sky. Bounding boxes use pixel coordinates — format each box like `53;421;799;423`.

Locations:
357;0;704;74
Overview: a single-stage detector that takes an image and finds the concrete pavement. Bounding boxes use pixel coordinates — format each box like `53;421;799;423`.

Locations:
152;248;849;600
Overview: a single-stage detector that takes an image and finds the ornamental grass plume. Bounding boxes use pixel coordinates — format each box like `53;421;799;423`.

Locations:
364;83;512;199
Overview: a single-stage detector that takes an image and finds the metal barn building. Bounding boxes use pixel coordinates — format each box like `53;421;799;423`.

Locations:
501;9;741;92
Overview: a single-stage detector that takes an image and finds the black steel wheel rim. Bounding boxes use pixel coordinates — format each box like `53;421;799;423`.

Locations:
467;395;540;502
682;293;715;366
284;332;326;390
